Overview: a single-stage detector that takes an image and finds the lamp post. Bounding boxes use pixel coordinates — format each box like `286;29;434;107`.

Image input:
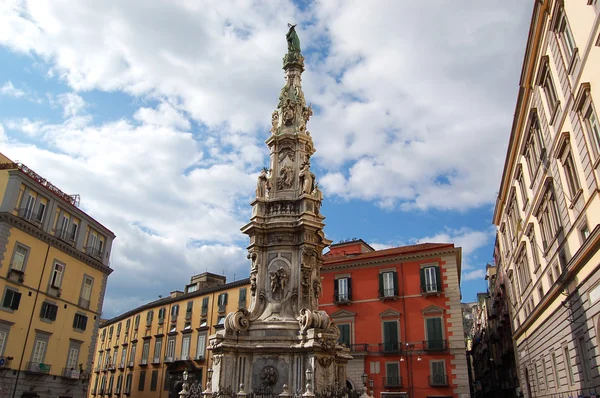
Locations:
360;372;369;398
204;367;213;396
403;343;423;398
303;366;314;398
368;379;374;397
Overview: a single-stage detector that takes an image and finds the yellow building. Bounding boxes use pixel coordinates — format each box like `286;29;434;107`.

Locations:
89;273;249;397
0;152;115;398
493;2;600;397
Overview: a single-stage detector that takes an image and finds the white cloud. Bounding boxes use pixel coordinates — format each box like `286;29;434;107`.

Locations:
0;81;25;98
133;102;190;130
463;269;486;281
56;92;87;118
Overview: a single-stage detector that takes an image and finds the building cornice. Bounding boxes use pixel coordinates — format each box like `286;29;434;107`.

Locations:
321;248;460;272
0;211;113;275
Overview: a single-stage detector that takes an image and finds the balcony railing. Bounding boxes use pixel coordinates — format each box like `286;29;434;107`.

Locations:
85;246;103;259
26;362;51;374
378;288;397;299
420;284;441;294
55;227;75;242
429;374;448;386
79;297;90;309
379;342;401;353
194;354;205;361
423;339;448;351
140;358;148;366
383;376;402;388
7;268;25;283
152;357;161;365
350;344;369;352
127;361;134;368
118;361;125;370
333;293;352;304
18;208;43;226
62;367;80;379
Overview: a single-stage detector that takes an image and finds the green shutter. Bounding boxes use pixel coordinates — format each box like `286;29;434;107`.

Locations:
392;271;399;296
50;304;58;321
347;278;352;300
224;293;228;304
426;318;443;349
420;268;426;293
40;302;48;318
378;273;384;297
383;321;398;351
435;266;442;292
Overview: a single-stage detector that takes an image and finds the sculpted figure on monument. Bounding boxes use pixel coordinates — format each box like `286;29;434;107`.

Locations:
277;165;294;190
282;98;295;126
286;23;301;53
312;183;323;213
299;162;315;195
256;168;269;198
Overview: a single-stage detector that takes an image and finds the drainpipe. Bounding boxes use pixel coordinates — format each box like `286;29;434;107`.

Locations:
12;243;51;398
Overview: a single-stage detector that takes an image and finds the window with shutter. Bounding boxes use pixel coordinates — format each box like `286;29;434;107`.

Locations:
196;334;206;359
32;339;46;363
150;370;159;391
430;360;447;385
50;263;64;288
41;302;59;321
337;324;351;347
166;337;176;360
382;321;399;352
380;272;396;297
0;330;8;356
186;301;193;320
2;289;21;310
181;335;190;359
201;297;209;316
138;370;146;391
385;363;401;387
153;338;162;363
67;347;79;369
426;318;444;350
125;374;132;394
134;314;140;330
11;246;27;271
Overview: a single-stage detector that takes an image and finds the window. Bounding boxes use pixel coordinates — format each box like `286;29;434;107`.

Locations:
23;194;35;219
539;60;559;116
50;262;64;288
59;215;69;239
112;349;118;369
238;288;247;307
186;301;193;320
338;324;351;347
10;245;28;272
578;336;592;381
425;317;444;350
181;335;190;359
73;313;88;331
537;188;561;250
2;288;21;311
120;345;126;367
384;362;401;387
116;323;122;337
89;234;97;251
31;333;48;365
156;307;165;324
171;304;179;322
523;115;545;179
538;285;544;301
218;293;228;311
134;314;140;330
36;202;45;223
138;370;146;391
146;310;154;326
115;374;123;394
109;326;113;339
558;141;581;199
548;270;555;286
150;370;159;391
379;271;397;297
70;222;78;241
187;284;198;293
153;338;163;363
217;316;225;326
579;222;590;242
335;277;351;302
586;103;600;155
421;266;441;293
125;373;132;394
201;297;209;316
564;346;575;385
527;228;541;270
79;276;93;309
517;168;528;208
555;7;576;62
99;376;106;395
40;302;58;321
67;343;80;370
129;342;136;366
166;337;176;360
125;319;130;334
141;341;150;364
430;360;447;386
516;249;531;294
382;320;399;352
0;324;11;356
196;334;206;359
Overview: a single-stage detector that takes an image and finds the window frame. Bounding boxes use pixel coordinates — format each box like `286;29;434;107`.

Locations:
40;301;58;322
0;322;11;357
1;286;22;312
49;260;66;290
30;331;50;365
73;312;88;331
153;337;163;363
538;59;560;121
553;6;577;67
196;333;207;360
9;243;30;273
166;336;176;361
181;335;191;360
66;340;81;371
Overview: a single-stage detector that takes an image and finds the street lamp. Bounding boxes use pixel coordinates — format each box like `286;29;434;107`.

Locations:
303;366;314;397
204;367;213;395
368;379;374;397
360;372;369;398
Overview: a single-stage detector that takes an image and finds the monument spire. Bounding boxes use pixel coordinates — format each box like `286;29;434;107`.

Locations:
209;26;349;395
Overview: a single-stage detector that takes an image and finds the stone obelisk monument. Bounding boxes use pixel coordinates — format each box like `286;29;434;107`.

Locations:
208;25;351;394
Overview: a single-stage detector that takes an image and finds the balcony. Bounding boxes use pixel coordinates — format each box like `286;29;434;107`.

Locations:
378;288;397;300
62;367;81;379
152;357;161;365
55;228;76;245
127;361;134;369
7;268;25;283
26;362;51;374
164;356;174;363
420;284;441;295
423;340;448;352
379;342;401;354
383;376;402;388
85;245;103;260
118;362;125;370
350;344;369;353
78;297;90;309
18;207;43;227
140;358;148;366
429;374;448;386
218;304;226;313
333;293;352;305
194;354;205;362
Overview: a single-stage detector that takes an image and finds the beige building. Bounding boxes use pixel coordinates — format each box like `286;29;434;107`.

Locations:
0;152;115;398
493;1;600;397
89;273;249;397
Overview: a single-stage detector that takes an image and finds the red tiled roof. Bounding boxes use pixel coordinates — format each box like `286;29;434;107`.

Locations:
323;242;455;264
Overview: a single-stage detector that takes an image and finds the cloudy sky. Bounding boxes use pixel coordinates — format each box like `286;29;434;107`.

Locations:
0;0;532;318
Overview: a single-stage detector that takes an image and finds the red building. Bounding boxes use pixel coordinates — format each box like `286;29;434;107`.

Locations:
320;239;470;398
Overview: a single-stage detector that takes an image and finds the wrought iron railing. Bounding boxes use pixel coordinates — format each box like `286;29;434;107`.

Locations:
379;342;401;353
26;362;51;374
423;339;448;351
350;343;369;352
429;374;448;386
383;376;402;387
